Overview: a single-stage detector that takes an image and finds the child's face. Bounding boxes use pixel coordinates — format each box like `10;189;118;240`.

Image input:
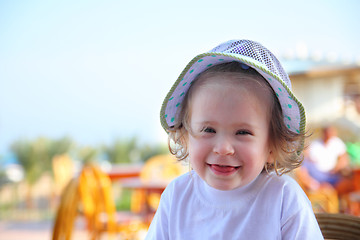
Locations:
187;75;273;190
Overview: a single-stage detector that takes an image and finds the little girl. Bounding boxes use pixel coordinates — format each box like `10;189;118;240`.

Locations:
146;40;323;239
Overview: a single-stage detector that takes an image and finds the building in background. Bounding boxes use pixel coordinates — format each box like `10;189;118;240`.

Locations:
286;59;360;142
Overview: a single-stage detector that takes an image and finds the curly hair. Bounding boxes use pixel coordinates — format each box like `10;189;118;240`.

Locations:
167;62;305;175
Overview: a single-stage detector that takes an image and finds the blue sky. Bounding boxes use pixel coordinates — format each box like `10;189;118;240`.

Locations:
0;0;360;154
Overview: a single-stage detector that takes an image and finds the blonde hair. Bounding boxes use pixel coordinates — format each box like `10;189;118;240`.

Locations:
167;62;305;175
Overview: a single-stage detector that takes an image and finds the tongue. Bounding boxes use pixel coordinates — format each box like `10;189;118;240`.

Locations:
211;164;236;173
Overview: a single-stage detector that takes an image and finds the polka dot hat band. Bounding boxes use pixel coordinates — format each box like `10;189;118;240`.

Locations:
160;39;306;137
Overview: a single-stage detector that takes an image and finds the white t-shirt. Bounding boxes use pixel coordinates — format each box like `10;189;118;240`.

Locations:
146;171;323;240
309;137;347;172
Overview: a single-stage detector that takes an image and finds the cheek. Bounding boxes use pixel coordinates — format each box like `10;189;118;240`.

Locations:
240;141;271;165
188;136;211;158
188;136;202;155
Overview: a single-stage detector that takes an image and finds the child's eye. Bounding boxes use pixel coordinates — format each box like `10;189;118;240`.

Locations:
236;130;251;135
202;127;216;133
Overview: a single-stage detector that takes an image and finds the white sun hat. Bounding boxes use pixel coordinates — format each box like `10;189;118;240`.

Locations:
160;39;306;137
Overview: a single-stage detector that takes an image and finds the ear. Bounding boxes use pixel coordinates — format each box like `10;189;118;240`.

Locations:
267;150;275;164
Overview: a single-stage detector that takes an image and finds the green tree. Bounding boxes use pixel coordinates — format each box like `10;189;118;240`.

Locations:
48;137;74;162
138;143;168;162
103;137;168;164
11;137;74;208
103;137;139;164
0;159;7;187
77;146;98;164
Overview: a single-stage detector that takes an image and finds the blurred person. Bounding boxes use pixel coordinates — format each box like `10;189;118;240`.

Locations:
299;126;356;213
303;126;350;188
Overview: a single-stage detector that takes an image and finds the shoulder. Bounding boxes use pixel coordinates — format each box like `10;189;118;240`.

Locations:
329;137;346;148
310;139;323;146
269;173;309;201
259;172;304;193
266;174;315;221
161;171;194;198
259;172;311;212
262;173;322;238
309;140;324;151
167;171;193;189
147;172;193;231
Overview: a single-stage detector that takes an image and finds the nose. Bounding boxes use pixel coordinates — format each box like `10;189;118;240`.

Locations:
213;136;235;156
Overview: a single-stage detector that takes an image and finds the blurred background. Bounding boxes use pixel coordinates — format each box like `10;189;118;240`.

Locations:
1;0;360;239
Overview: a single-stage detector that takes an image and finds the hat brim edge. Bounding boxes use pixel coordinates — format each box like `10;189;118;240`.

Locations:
160;52;306;145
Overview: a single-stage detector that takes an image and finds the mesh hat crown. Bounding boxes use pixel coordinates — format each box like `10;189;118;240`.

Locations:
160;39;306;136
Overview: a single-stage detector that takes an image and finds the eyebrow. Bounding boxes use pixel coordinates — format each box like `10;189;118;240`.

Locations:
192;120;255;129
191;120;217;126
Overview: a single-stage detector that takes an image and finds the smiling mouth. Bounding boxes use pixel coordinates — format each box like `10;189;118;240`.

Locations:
207;164;240;176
